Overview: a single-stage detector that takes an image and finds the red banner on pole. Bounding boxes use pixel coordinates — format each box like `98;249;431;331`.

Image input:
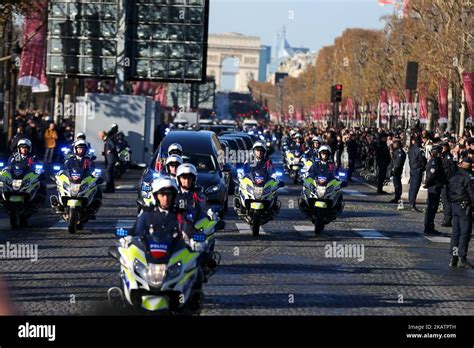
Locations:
438;78;448;124
462;72;473;122
18;1;49;93
419;84;428;124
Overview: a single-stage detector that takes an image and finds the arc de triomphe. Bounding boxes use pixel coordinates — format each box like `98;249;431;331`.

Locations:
207;33;261;93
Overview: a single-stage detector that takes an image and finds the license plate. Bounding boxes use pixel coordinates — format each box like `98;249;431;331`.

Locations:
141;295;169;311
314;201;327;208
67;199;81;207
251;202;264;209
9;195;23;203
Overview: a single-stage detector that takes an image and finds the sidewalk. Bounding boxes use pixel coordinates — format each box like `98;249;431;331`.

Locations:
353;176;428;205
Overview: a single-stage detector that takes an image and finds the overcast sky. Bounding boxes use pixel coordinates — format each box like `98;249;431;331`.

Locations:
209;0;394;52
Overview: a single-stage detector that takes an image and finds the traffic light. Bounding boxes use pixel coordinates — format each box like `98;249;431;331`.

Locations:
331;84;343;103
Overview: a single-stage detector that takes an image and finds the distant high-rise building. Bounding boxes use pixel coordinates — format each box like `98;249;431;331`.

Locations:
268;26;309;75
259;45;271;82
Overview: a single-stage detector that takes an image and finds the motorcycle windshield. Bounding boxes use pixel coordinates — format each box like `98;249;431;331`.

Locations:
143;232;180;263
249;171;270;187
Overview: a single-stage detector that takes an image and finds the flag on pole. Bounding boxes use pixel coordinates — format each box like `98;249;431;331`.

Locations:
18;0;49;93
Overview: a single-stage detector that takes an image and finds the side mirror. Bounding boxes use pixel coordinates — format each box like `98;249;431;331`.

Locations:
278;181;286;188
222;163;232;172
108;246;121;260
215;220;226;231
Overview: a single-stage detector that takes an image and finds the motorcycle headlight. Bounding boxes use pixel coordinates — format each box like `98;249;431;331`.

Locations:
167;262;182;278
316;186;326;198
12;179;22;190
205;185;220;194
254;187;264;199
70;183;81;196
147;264;167;287
134;259;148;280
246;184;254;194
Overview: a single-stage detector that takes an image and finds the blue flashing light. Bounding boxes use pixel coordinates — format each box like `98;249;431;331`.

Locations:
115;228;129;237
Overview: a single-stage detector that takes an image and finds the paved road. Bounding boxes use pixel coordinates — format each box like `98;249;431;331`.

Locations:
1;152;473;315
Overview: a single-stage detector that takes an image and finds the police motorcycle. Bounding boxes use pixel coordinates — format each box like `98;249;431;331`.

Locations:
261;131;276;156
115;132;132;179
108;177;223;314
0;162;45;228
50;165;103;234
298;146;347;235
285;148;305;184
233;168;285;236
108;226;205;315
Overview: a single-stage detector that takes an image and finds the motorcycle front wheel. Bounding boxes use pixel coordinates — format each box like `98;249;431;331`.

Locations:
252;210;261;236
68;208;78;234
9;211;19;229
314;209;325;235
293;172;299;185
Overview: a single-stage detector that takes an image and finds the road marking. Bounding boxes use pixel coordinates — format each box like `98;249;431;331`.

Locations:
235;222;266;235
116;184;136;190
352;229;389;239
49;219;135;231
294;225;314;232
343;189;367;197
424;236;451;243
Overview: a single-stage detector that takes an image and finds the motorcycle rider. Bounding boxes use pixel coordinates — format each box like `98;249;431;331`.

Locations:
244;141;274;175
164;155;183;179
76;132;91;149
59;140;102;218
290;133;307;153
309;145;337;180
175;163;208;231
133;177;187;240
5;138;46;203
168;143;184;157
306;136;323;161
7;139;37;169
63;140;96;174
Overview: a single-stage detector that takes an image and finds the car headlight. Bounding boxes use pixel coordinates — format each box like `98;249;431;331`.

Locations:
205;185;220;194
167;262;182;278
147;264;167;287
